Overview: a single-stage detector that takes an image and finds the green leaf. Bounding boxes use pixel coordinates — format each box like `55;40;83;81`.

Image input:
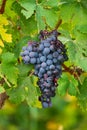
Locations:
25;76;40;107
58;73;69;96
66;41;77;63
43;8;58;28
68;75;78;96
77;77;87;110
42;0;58;8
1;52;17;63
18;62;34;77
58;73;78;96
0;86;5;94
60;2;77;23
66;34;87;71
1;52;19;87
5;0;16;20
74;32;87;71
7;76;41;108
59;1;87;26
35;5;45;31
36;4;59;31
75;24;87;34
18;0;36;19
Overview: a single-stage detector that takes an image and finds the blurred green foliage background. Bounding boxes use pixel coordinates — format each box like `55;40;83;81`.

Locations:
0;95;87;130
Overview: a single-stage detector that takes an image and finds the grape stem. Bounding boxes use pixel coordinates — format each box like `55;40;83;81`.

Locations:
0;74;11;88
0;0;7;14
55;19;62;30
0;92;9;109
62;64;83;79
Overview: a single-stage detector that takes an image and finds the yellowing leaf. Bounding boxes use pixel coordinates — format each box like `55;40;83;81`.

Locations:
0;14;9;25
2;33;12;42
0;25;12;42
0;39;4;47
0;15;12;43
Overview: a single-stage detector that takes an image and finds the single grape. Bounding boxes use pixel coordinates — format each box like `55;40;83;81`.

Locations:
29;52;36;57
39;67;45;74
58;55;64;62
30;58;36;64
47;54;53;60
46;60;53;65
39;44;44;51
53;58;57;63
53;52;59;57
23;50;29;55
24;55;30;62
44;42;50;47
43;48;50;55
42;102;49;108
27;45;32;51
50;65;55;70
47;71;52;76
50;45;55;51
41;62;47;68
40;56;46;62
38;73;43;78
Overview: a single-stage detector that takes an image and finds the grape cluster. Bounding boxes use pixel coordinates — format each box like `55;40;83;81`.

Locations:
20;30;68;108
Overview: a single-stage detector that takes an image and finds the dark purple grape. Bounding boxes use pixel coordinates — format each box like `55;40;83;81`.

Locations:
40;56;46;62
23;50;29;55
53;52;59;57
47;54;53;60
41;62;47;68
43;48;50;55
50;45;55;51
27;45;32;51
39;67;45;74
39;44;44;51
46;60;53;65
50;65;55;70
44;42;50;47
30;58;36;64
53;58;57;63
42;102;49;108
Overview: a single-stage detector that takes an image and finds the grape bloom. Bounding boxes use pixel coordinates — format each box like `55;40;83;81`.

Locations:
20;30;68;108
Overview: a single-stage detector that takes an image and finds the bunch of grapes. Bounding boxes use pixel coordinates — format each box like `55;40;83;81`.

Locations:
20;30;68;108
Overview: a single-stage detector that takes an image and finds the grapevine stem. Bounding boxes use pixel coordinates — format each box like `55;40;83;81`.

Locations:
0;0;7;14
0;74;11;87
55;19;62;30
62;64;83;80
0;92;8;109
